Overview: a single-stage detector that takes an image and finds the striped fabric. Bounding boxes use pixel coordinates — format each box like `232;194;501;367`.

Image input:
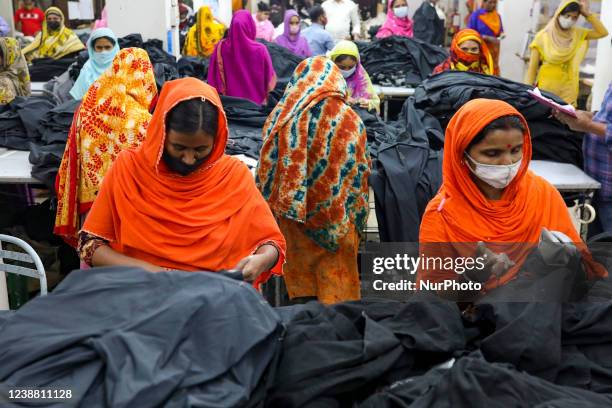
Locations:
256;56;370;251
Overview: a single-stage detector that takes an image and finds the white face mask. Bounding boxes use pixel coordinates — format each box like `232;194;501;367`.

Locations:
465;154;522;189
558;15;576;30
340;66;356;78
393;6;409;18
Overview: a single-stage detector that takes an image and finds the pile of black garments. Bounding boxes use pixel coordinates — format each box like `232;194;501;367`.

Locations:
259;40;304;102
28;100;80;190
413;70;584;167
369;98;443;242
0;267;283;407
221;95;273;160
177;56;210;81
0;96;55;150
28;57;78;82
0;258;611;407
357;36;448;87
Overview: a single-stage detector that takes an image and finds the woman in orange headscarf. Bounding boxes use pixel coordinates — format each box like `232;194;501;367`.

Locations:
78;77;285;286
418;99;606;299
55;48;157;247
432;29;496;75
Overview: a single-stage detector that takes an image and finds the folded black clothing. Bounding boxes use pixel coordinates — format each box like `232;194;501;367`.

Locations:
358;36;448;87
413;71;584;166
177;56;209;81
28;57;78;82
0;267;283;408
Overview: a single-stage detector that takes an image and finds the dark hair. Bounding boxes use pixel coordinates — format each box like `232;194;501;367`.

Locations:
334;54;358;63
93;36;116;47
166;98;219;136
467;115;526;149
561;2;580;15
309;5;325;22
258;2;270;12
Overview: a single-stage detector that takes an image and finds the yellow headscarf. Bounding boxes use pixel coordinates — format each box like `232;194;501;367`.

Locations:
0;38;31;104
22;7;85;61
530;0;589;65
182;6;226;57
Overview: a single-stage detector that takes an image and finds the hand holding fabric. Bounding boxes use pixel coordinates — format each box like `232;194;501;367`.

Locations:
234;245;279;282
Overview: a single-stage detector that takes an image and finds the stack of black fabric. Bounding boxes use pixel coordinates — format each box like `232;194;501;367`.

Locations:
369;98;443;242
28;57;79;82
0;254;611;407
177;56;210;81
357;36;448;87
0;267;283;407
258;40;304;103
28;99;80;190
221;95;273;160
413;70;584;167
0;97;54;150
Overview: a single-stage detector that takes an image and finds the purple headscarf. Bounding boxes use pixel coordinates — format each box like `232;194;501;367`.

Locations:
208;10;276;105
274;10;312;58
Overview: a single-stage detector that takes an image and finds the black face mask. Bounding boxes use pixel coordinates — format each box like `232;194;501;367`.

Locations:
47;21;61;31
270;11;283;27
162;151;206;176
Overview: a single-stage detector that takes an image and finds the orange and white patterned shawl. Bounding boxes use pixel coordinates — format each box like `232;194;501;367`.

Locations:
54;47;157;245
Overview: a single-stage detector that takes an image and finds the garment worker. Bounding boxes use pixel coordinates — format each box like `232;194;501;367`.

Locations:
467;0;504;74
79;77;286;286
432;28;496;75
0;37;31;104
321;0;362;41
275;10;312;58
376;0;413;39
302;5;335;56
257;56;370;304
182;6;226;58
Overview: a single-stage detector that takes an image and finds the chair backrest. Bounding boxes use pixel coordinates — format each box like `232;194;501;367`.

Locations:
0;234;47;297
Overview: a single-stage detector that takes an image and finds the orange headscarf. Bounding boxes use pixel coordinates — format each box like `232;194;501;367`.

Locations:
433;29;496;75
418;99;606;289
82;77;286;285
55;48;157;246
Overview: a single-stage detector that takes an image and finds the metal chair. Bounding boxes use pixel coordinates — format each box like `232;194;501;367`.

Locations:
0;234;48;298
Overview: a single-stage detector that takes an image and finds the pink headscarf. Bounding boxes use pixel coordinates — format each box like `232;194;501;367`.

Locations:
376;0;413;39
274;10;312;58
94;6;108;29
208;10;277;105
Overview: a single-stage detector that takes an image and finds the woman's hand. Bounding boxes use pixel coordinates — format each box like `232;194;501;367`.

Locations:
233;244;279;282
579;0;591;17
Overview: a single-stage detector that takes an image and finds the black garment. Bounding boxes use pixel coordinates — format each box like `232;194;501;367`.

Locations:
68;49;90;81
28;57;78;82
413;70;584;167
369;98;443;242
153;62;179;90
358;352;612;408
221;95;274;160
27;99;80;190
258;39;304;101
0;267;283;408
413;1;445;46
177;56;209;81
268;297;465;407
357;36;448;87
0;96;55;150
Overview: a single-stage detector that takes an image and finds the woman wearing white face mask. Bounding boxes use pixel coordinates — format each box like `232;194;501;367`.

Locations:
376;0;413;39
417;99;606;301
69;28;120;100
524;0;608;107
328;40;380;112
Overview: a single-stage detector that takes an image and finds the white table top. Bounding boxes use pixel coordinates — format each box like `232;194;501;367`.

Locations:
373;86;415;98
529;160;600;191
0;148;38;184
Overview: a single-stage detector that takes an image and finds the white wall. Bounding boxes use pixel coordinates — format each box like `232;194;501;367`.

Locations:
592;0;612;111
106;0;180;59
498;0;539;82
